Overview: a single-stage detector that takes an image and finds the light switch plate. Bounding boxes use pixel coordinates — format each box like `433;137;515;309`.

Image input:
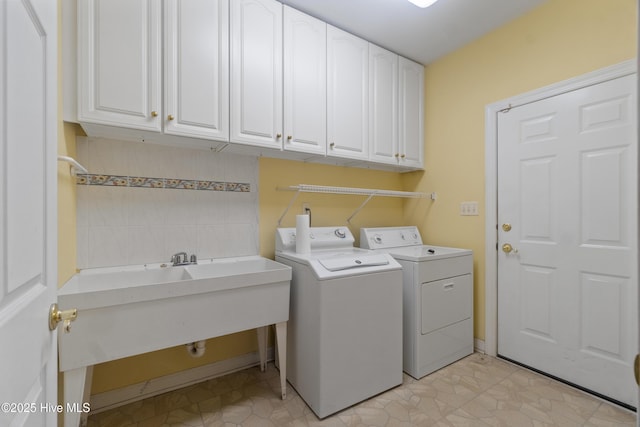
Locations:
460;201;479;216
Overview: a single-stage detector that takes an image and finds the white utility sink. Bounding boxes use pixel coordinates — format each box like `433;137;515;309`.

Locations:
57;256;291;427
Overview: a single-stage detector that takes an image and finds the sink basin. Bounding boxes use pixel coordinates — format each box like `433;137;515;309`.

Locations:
185;257;288;289
63;266;192;290
58;256;292;310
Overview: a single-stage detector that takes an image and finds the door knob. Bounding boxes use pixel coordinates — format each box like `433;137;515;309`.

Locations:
502;243;518;254
151;111;158;117
502;223;512;232
167;114;174;121
49;303;77;333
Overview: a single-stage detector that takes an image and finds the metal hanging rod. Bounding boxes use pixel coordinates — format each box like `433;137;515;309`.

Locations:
277;184;436;226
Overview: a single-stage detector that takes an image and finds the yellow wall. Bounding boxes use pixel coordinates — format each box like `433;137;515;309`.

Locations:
59;0;636;397
403;0;637;340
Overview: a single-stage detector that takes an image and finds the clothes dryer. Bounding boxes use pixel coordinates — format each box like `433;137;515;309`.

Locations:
361;226;473;379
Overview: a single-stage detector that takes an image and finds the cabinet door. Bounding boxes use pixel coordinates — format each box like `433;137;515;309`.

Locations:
283;6;326;155
327;26;369;160
164;0;229;141
398;57;424;169
230;0;283;149
78;0;161;131
369;44;398;165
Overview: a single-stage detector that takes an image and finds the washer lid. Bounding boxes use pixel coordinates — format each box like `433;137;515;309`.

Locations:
318;253;389;271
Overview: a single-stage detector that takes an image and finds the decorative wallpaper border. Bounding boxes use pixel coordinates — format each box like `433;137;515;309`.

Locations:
76;174;250;192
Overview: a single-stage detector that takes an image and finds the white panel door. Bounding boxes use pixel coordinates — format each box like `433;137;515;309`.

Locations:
369;44;398;165
283;6;326;155
230;0;283;149
164;0;229;141
398;57;424;169
327;25;369;160
498;74;637;407
0;0;58;425
78;0;161;131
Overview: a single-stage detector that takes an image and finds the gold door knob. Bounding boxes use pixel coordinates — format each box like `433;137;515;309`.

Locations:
287;135;292;140
635;354;640;386
276;133;282;139
395;153;400;158
167;115;174;121
502;223;512;232
151;111;158;117
49;303;78;333
401;154;406;159
502;243;518;254
330;142;335;149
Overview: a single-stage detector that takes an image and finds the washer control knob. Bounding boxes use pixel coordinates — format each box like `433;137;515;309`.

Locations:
373;235;383;244
335;229;346;238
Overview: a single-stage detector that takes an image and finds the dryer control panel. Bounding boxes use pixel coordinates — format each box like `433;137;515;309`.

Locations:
360;226;423;249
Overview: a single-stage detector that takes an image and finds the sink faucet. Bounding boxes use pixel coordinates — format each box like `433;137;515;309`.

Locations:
171;252;196;266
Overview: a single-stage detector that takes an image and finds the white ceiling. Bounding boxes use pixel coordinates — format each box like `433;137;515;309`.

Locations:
279;0;548;65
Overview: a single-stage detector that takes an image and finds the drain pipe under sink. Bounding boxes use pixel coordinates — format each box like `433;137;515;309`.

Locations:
186;340;206;357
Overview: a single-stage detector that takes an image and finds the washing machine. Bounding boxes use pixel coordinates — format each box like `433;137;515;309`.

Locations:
275;226;403;418
360;226;473;379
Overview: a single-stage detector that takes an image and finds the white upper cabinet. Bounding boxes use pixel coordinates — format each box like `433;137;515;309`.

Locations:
74;0;423;170
369;44;399;165
164;0;229;141
398;57;424;169
230;0;283;149
327;26;369;161
78;0;161;132
283;6;327;155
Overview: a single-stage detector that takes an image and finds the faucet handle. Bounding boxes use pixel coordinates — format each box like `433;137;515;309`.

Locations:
190;254;197;264
171;251;188;266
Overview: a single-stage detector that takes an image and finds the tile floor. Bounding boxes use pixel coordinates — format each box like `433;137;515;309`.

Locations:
87;353;635;427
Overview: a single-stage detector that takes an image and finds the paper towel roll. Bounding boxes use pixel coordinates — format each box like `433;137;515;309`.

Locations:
296;214;311;254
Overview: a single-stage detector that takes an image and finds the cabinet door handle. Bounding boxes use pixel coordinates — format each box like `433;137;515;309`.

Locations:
401;154;406;159
395;153;400;158
167;115;174;121
276;133;282;139
287;135;292;141
330;142;335;149
151;111;158;117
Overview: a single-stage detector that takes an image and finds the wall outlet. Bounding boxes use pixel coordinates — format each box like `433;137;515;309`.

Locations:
460;201;479;216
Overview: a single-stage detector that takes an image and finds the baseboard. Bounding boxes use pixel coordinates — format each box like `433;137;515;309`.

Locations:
89;348;275;414
474;339;485;354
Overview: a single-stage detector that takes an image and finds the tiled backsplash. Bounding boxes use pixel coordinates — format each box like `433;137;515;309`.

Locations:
76;174;250;192
76;137;259;269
